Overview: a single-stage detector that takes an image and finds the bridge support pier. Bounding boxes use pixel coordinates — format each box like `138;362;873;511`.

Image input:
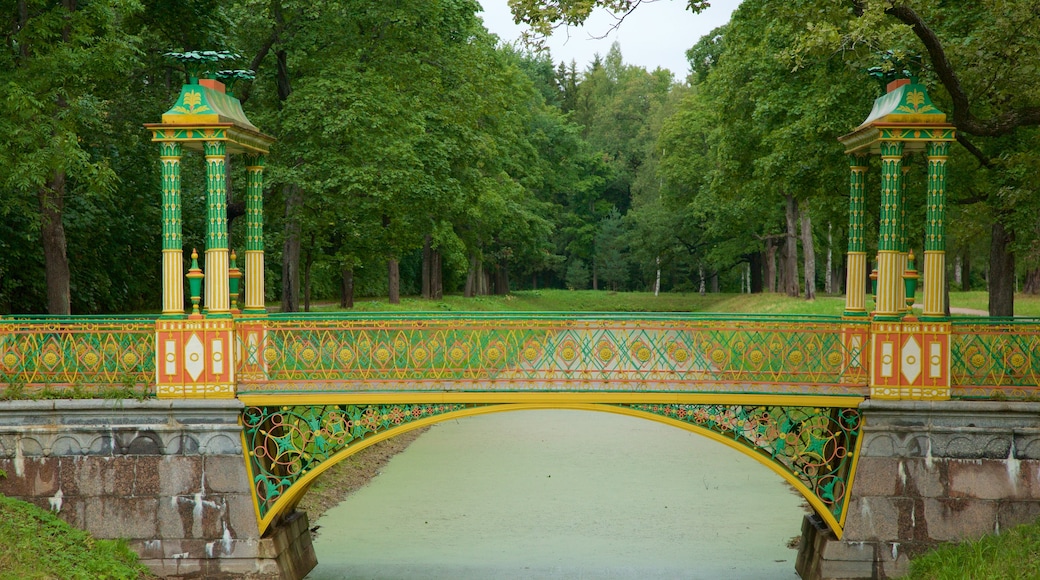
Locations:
797;400;1040;579
0;400;315;580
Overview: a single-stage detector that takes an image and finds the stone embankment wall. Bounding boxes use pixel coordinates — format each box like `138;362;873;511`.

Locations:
798;400;1040;579
0;400;315;579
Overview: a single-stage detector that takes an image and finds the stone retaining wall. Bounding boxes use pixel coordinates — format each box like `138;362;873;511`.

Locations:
797;400;1040;579
0;399;315;579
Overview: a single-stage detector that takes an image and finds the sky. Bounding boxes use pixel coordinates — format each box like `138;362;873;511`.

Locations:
478;0;743;78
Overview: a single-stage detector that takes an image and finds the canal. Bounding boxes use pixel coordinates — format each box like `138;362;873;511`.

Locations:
305;409;806;579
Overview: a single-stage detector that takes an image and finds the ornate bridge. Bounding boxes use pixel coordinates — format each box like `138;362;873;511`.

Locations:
2;73;1037;580
3;311;1039;543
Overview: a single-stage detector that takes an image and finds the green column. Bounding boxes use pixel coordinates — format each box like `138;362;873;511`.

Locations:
898;164;910;312
844;155;869;317
160;142;184;317
243;154;266;314
875;140;904;320
204;140;230;316
922;141;951;319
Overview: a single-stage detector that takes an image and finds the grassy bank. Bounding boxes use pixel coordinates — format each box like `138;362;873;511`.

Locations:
906;520;1040;579
298;289;1040;316
0;493;153;579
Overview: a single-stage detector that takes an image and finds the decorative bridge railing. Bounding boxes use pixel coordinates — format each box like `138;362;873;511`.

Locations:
239;313;869;396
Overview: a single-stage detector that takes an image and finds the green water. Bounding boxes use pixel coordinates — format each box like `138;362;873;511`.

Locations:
306;410;805;579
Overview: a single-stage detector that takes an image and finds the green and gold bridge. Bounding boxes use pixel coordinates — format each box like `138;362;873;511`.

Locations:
2;312;1038;541
0;69;1023;563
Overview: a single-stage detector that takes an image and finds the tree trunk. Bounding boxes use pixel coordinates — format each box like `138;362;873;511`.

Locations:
495;263;509;295
465;255;478;298
750;251;764;293
1024;269;1040;294
825;223;833;294
280;183;302;313
961;249;971;292
340;267;354;309
592;261;598;291
784;194;800;298
388;258;400;304
764;239;777;293
710;271;719;293
40;170;71;314
422;234;432;299
801;206;816;300
431;248;443;299
988;222;1015;316
303;246;313;312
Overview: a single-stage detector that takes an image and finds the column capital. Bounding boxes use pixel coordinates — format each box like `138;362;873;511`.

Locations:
203;140;226;158
879;140;904;158
847;154;869;170
927;140;950;158
159;141;182;158
246;153;266;169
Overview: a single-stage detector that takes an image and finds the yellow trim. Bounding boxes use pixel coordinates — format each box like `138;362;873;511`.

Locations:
837;421;865;532
238;391;863;408
248;399;862;539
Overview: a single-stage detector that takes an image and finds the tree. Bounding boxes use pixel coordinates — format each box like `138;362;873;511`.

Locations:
0;0;138;314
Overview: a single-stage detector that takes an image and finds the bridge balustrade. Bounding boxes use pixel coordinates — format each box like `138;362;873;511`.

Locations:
0;316;156;395
951;317;1040;399
237;313;869;396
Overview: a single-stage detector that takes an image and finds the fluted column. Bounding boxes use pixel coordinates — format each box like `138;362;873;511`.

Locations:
204;141;230;316
160;142;184;317
898;164;910;311
922;141;950;318
844;155;869;317
875;140;904;320
243;154;266;314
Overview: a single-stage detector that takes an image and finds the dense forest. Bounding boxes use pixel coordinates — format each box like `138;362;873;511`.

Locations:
1;0;1037;315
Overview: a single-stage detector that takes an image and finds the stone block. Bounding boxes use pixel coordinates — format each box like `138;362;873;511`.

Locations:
204;455;252;493
158;455;203;496
133;455;162;496
53;495;87;529
0;457;58;496
997;500;1040;531
842;497;901;542
901;458;947;498
922;498;997;542
821;540;874;562
948;458;1028;500
59;456;135;497
849;457;900;496
225;493;261;539
938;432;1011;459
1016;434;1040;460
158;495;192;539
128;539;166;560
85;496;158;540
818;558;875;579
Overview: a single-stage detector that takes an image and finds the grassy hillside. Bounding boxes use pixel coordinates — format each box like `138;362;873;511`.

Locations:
0;493;153;579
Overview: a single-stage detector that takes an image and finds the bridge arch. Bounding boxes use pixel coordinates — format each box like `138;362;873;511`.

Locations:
241;396;862;540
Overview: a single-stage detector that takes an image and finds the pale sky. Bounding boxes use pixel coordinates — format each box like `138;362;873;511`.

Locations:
478;0;742;78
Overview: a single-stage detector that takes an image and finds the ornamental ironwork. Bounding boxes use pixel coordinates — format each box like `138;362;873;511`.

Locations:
0;317;155;394
240;314;868;396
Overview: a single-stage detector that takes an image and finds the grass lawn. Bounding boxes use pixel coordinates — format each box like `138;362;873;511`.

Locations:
905;520;1040;579
0;493;153;579
293;288;1040;316
298;289;852;315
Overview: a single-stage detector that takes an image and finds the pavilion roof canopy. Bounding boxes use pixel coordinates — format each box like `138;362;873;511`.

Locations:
145;81;274;155
838;79;955;155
